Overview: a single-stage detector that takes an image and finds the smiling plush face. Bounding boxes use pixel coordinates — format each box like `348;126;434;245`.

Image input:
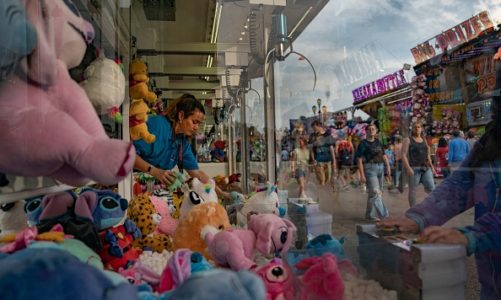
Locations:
179;178;218;219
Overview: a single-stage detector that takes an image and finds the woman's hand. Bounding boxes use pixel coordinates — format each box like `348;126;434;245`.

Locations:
406;167;414;177
386;166;391;177
420;226;468;245
359;174;366;184
151;167;177;186
376;216;420;234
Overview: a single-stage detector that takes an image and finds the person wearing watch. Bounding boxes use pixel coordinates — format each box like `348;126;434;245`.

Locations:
133;93;211;187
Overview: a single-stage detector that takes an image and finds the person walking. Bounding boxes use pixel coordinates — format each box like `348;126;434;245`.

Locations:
393;135;403;191
401;122;436;207
291;136;311;198
309;120;337;186
448;129;470;172
435;137;449;178
356;123;391;220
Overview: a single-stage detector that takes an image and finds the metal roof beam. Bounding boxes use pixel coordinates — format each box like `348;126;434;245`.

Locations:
137;43;250;56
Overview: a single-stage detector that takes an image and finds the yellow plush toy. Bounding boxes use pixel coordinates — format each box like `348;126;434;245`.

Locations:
129;99;156;144
127;193;173;253
172;202;230;259
129;58;157;103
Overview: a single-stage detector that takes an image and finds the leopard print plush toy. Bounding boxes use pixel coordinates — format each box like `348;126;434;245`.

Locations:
127;193;173;252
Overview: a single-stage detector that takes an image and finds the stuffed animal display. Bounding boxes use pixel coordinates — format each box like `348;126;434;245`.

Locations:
202;213;296;270
179;177;218;219
127;193;173;252
80;54;126;123
129;58;157;103
173;202;230;259
129;99;156;143
0;0;135;186
254;258;295;300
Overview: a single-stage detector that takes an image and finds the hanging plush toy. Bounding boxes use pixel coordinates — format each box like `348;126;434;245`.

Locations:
0;0;135;186
129;99;156;144
80;53;126;123
129;58;157;103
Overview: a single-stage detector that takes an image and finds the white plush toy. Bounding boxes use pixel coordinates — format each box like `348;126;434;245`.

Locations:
236;183;280;227
179;178;218;219
0;201;28;237
80;54;126;122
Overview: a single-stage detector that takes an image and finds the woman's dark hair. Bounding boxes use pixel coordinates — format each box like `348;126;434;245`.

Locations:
438;137;448;148
165;93;205;123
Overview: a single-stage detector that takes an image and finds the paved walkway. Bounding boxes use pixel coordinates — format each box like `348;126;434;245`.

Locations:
281;172;480;299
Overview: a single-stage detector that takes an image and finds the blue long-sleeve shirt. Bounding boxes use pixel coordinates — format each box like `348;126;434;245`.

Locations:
406;154;501;297
447;137;470;163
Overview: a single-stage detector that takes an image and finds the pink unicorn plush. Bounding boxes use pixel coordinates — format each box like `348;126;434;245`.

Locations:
202;213;296;271
0;0;135;186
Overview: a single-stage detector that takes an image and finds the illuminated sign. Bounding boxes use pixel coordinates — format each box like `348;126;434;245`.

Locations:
352;69;407;104
410;11;494;65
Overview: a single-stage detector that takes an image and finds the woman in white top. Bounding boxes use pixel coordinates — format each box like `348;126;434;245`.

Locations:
291;136;311;198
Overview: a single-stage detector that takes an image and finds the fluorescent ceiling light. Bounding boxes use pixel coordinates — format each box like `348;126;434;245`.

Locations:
210;2;222;44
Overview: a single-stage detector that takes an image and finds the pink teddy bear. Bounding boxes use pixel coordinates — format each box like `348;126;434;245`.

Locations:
201;213;296;271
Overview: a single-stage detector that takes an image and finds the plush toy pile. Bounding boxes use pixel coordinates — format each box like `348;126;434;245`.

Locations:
410;74;432;130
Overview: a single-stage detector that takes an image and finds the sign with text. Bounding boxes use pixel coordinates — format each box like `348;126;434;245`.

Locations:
352;69;407;104
411;11;495;65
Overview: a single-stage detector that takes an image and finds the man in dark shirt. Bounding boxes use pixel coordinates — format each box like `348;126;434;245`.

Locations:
309;120;337;186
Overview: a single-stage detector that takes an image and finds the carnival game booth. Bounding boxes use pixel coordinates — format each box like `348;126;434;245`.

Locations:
410;11;499;137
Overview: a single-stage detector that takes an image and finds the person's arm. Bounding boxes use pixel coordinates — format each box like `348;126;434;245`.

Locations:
330;145;337;176
290;149;297;173
382;153;391;177
425;140;437;175
357;157;365;183
134;155;177;185
401;137;413;176
448;140;455;163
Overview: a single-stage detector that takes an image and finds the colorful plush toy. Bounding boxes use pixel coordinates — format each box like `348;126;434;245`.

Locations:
98;220;142;271
172;202;231;259
80;53;126;123
0;201;28;237
130;99;156;143
0;247;137;300
294;253;344;300
127;193;173;252
0;0;135;186
24;191;77;226
237;183;281;226
158;249;213;293
129;58;157;103
166;268;266;300
179;178;218;219
150;195;178;236
0;0;37;80
254;258;295;300
202;213;296;270
138;250;173;278
167;171;186;193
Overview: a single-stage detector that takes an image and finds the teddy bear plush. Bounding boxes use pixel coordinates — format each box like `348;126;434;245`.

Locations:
173;202;231;259
80;54;125;123
129;58;157;103
127;193;173;253
0;0;135;186
0;0;37;80
129;99;156;144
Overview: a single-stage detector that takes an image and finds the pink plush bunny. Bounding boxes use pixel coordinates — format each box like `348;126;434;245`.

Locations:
202;213;296;271
0;0;135;186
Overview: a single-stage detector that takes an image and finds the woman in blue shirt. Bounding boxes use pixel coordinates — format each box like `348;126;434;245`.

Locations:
133;94;210;185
